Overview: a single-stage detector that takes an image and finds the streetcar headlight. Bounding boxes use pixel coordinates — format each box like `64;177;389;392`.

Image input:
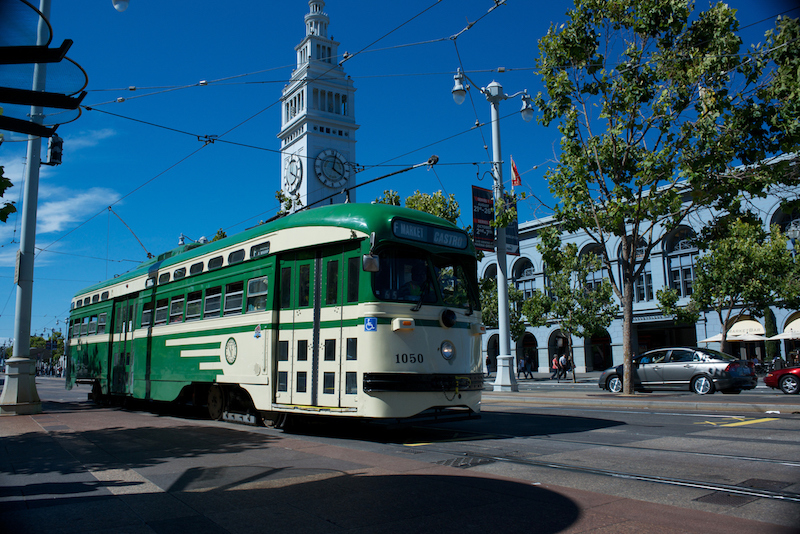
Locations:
441;341;456;360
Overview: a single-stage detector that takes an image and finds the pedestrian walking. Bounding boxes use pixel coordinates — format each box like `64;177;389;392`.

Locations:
524;357;533;379
558;354;568;380
486;355;491;377
517;357;525;379
550;356;559;379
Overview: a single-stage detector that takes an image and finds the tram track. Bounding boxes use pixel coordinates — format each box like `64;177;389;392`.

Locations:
422;445;800;503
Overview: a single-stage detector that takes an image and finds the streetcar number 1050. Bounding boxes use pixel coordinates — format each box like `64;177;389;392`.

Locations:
395;353;423;364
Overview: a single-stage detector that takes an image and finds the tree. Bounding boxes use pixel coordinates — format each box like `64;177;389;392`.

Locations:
479;277;528;343
375;189;460;224
658;219;799;354
521;226;618;380
0;166;16;222
535;0;800;393
211;228;227;242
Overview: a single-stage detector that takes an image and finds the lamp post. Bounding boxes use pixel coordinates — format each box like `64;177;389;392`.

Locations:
452;68;532;392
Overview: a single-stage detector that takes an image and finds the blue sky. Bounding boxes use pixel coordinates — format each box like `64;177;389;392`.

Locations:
0;0;796;344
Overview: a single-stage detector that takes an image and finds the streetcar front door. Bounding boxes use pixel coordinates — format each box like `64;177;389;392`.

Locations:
275;245;358;409
110;294;137;395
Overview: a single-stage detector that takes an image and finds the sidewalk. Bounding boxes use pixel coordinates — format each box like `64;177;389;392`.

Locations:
0;383;796;533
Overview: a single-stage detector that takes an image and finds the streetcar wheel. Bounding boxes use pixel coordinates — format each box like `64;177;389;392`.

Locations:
691;375;715;395
606;375;623;393
274;413;291;430
207;385;226;420
779;375;800;395
91;381;104;404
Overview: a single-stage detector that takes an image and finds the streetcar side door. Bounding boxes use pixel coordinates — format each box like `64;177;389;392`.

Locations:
275;251;315;406
110;293;137;396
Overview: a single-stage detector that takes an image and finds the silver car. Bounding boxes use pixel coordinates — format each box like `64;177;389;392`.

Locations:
598;347;757;395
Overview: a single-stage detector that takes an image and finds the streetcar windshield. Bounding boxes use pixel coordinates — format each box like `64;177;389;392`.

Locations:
372;248;478;310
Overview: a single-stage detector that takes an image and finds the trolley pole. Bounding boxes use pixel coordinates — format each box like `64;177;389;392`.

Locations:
0;0;50;415
452;70;532;392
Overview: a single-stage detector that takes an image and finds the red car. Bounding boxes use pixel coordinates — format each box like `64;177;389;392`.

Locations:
764;367;800;394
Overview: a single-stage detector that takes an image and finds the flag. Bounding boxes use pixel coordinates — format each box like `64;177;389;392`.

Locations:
511;155;521;187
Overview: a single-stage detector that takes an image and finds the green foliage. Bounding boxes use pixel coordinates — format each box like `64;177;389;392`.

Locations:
659;219;799;353
211;228;227;242
522;227;619;341
376;189;460;225
0;166;16;222
479;277;528;342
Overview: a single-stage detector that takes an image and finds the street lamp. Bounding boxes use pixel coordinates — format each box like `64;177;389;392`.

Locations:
452;67;532;392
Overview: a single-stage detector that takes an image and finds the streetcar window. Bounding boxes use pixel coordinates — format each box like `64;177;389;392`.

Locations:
323;372;335;394
145;277;155;288
92;295;99;303
326;260;339;305
186;291;202;320
101;291;109;301
298;264;311;307
324;339;336;361
297;371;307;393
246;276;269;312
372;251;436;304
208;256;223;270
250;242;270;258
81;317;89;336
223;282;244;315
88;315;98;335
169;297;185;323
204;287;222;318
345;372;357;395
346;338;357;361
228;249;245;265
141;302;153;326
434;260;474;310
297;339;308;361
72;320;80;337
84;298;91;306
75;300;81;309
278;341;289;361
174;267;186;280
158;273;170;285
154;299;169;325
280;267;292;308
190;262;203;275
346;257;359;302
98;313;107;335
277;372;288;392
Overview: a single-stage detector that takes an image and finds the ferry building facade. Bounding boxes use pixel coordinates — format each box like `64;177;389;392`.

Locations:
479;186;800;374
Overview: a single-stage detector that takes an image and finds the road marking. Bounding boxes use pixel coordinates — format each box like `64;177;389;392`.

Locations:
695;417;778;427
403;432;497;447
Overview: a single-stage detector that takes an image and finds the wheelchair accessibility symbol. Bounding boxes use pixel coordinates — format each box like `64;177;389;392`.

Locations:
364;317;378;332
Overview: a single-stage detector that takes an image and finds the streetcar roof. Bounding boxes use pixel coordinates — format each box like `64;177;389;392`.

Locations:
71;203;473;300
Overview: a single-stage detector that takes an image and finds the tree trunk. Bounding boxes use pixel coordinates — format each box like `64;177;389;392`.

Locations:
621;278;635;395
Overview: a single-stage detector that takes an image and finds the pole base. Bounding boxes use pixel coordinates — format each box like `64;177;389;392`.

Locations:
492;355;519;392
0;358;42;416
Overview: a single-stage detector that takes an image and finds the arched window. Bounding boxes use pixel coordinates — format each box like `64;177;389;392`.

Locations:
483;263;497;281
665;227;697;297
513;258;536;300
582;244;606;291
619;239;653;302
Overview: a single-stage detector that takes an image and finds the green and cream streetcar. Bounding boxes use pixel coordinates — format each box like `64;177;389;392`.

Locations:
66;204;484;425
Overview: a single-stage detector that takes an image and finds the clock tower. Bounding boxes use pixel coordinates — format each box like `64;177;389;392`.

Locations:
279;0;359;211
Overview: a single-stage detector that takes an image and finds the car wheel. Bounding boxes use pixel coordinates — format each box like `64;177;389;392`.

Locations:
779;375;800;395
691;375;715;395
606;375;623;393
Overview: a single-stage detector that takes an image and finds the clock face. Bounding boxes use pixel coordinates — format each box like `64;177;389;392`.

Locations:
284;155;303;193
225;337;237;365
314;149;350;188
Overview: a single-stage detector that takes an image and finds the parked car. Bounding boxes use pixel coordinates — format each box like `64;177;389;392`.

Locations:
598;347;757;395
763;366;800;394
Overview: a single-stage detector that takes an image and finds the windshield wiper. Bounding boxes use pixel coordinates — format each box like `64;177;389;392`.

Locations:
411;278;431;312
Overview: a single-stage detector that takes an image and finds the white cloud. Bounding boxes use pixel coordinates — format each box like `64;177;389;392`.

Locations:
37;187;121;234
63;128;117;150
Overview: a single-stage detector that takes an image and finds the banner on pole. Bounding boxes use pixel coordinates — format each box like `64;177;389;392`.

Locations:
471;185;495;252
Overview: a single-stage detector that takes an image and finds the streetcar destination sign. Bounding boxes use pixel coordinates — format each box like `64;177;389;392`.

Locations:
392;219;468;249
